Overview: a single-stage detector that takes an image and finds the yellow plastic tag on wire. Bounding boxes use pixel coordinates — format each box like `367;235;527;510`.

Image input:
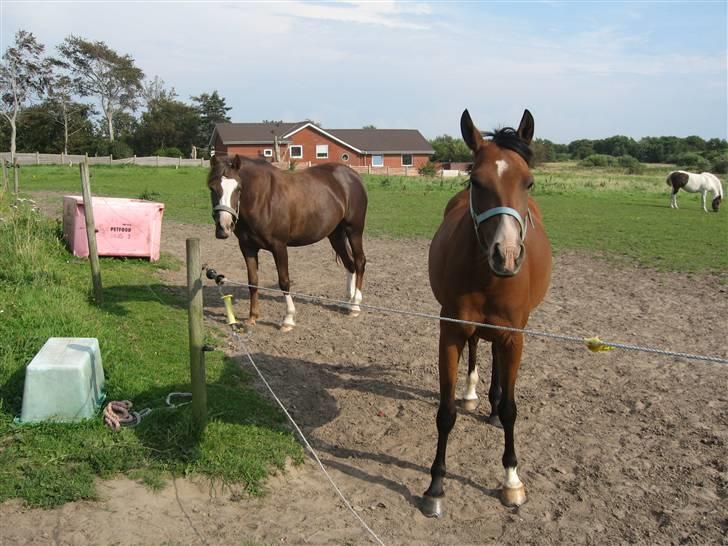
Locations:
584;336;615;353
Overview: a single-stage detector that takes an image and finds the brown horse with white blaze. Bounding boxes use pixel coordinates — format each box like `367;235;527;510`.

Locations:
422;109;552;517
208;154;367;330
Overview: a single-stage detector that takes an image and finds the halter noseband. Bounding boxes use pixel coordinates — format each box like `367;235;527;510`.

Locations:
469;182;532;255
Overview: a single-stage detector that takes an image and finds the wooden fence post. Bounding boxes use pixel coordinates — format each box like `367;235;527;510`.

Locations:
1;160;7;194
80;160;103;304
133;155;136;165
109;154;113;165
36;151;40;165
13;159;19;195
156;155;159;167
186;238;207;430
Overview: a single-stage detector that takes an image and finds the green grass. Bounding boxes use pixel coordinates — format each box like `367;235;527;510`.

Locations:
0;201;303;507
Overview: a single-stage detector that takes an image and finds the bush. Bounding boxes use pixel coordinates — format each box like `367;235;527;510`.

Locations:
418;161;437;176
617;155;645;175
153;147;183;158
710;154;728;174
92;140;134;159
675;152;711;172
578;154;617;168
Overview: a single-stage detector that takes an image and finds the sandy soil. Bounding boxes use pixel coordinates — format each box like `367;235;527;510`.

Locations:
2;198;727;545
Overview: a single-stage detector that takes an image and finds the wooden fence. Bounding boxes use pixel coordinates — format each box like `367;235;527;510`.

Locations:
0;152;209;168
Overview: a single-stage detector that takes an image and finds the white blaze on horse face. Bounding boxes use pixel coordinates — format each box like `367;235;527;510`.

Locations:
495;159;509;178
463;366;479;401
217;176;238;232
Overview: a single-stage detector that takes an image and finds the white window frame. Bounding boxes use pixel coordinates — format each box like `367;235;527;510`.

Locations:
316;144;329;159
401;154;413;167
289;145;303;159
372;155;384;167
263;149;273;158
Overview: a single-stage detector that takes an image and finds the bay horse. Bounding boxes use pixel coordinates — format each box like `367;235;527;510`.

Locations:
666;170;723;212
422;109;552;517
207;154;367;331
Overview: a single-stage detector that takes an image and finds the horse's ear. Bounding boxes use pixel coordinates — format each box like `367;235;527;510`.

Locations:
231;154;241;170
460;109;484;152
517;109;534;145
210;154;219;168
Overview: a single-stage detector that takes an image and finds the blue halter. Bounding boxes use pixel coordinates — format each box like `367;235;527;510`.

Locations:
469;184;530;254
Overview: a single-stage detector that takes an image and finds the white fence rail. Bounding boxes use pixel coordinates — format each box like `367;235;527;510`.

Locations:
0;152;209;168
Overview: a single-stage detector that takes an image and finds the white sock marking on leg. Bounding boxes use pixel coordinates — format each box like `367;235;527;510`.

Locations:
464;367;479;401
504;466;522;489
283;294;296;326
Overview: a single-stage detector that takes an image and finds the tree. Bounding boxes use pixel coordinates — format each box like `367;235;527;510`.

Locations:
362;124;377;129
0;30;50;161
57;36;144;143
429;134;472;162
133;98;199;155
141;75;176;109
16;99;95;154
191;90;231;150
568;139;594;160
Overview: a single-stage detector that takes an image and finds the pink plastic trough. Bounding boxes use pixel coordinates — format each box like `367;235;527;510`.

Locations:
62;196;165;261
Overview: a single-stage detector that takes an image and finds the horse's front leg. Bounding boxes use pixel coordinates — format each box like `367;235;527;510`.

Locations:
496;332;526;507
272;246;296;332
701;190;708;212
422;323;468;518
241;247;260;326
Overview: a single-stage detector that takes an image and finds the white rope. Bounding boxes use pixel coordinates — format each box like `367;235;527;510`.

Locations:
227;327;386;546
215;278;728;365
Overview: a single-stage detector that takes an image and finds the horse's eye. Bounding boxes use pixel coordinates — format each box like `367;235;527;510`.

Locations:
526;179;534;190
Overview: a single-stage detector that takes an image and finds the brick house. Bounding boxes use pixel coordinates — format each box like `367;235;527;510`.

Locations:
209;121;434;170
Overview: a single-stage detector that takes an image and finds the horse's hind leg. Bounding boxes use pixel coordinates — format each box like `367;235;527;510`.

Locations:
346;227;366;316
327;227;358;315
272;246;296;332
462;335;479;411
422;324;468;518
670;189;679;209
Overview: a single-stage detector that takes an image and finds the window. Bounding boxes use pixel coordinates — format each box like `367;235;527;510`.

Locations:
316;144;329;159
341;153;350;162
263;149;273;158
401;154;413;167
372;155;384;167
290;145;303;159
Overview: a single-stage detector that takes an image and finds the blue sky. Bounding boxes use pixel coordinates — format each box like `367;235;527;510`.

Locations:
1;1;726;143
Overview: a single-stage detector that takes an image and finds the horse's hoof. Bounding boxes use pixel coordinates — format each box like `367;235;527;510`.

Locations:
501;484;526;507
279;323;294;333
488;413;503;428
348;309;361;318
461;398;478;412
244;318;257;327
421;495;444;518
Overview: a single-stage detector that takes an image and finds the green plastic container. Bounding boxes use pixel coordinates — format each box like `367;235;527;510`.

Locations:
19;338;106;423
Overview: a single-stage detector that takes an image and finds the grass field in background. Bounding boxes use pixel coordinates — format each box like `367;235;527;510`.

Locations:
14;163;728;273
0;202;303;507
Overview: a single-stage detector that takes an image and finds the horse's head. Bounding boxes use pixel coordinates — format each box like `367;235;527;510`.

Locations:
712;195;722;212
208;154;242;239
462;108;534;277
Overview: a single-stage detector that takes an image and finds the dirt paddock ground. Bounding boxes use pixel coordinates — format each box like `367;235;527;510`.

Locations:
2;217;727;545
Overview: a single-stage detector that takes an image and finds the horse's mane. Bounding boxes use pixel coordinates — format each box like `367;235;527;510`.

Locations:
484;127;533;165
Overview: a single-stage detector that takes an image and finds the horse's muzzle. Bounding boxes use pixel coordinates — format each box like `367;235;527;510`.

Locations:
489;243;525;277
215;224;231;239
